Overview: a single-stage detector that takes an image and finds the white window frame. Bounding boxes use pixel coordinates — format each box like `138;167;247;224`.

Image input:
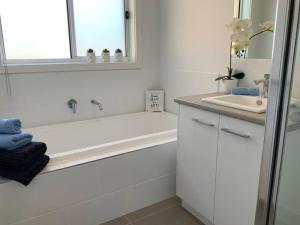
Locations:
0;0;141;74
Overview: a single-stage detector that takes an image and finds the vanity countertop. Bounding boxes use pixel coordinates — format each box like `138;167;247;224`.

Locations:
174;93;266;125
174;93;300;131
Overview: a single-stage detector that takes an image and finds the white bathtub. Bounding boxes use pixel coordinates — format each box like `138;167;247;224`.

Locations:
0;112;177;225
28;112;177;172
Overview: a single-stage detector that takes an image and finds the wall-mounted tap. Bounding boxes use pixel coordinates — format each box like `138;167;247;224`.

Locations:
67;99;78;114
254;74;270;98
91;99;103;111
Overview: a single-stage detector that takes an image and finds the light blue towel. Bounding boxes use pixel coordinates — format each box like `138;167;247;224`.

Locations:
0;132;33;150
0;118;22;134
231;87;260;96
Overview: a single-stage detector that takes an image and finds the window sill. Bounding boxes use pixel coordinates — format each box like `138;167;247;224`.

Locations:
0;61;142;74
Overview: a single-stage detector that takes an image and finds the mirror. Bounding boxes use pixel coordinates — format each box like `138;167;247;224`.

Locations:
291;35;300;102
234;0;277;59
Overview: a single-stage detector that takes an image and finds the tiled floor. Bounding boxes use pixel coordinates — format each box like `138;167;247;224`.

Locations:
101;198;204;225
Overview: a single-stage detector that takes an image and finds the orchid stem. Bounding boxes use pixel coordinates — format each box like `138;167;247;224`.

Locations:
250;29;273;40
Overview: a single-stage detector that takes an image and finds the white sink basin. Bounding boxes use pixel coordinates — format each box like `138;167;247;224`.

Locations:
202;95;267;113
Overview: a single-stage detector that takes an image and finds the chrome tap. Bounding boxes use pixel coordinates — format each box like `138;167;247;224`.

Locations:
67;99;78;114
254;74;270;98
91;99;103;111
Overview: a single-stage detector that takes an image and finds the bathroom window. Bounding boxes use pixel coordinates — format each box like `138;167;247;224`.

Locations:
0;0;71;60
0;0;138;72
72;0;126;57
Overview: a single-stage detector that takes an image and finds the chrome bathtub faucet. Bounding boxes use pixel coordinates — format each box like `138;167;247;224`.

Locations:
91;99;103;111
67;99;78;114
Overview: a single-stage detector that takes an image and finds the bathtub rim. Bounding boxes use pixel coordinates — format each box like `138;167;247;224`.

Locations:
46;129;177;172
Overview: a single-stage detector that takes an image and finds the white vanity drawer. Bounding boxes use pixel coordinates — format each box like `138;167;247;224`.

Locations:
219;115;265;145
179;105;219;128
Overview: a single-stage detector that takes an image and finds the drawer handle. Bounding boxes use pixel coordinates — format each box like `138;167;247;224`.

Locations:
221;128;251;139
192;118;215;127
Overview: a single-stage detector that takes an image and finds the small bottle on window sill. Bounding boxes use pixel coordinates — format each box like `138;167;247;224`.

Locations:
102;49;110;63
86;49;96;64
114;49;123;63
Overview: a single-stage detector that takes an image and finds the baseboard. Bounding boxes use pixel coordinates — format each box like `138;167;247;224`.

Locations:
181;201;214;225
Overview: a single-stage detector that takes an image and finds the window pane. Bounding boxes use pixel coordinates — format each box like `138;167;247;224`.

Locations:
0;0;70;60
73;0;126;56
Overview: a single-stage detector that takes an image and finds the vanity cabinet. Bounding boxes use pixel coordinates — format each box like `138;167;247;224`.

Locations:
177;105;219;222
214;115;264;225
177;104;265;225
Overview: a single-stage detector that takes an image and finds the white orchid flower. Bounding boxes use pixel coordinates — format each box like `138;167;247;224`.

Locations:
240;40;251;49
227;18;253;33
227;18;274;63
242;28;253;38
230;33;241;42
226;18;238;28
230;29;253;43
232;42;243;51
241;19;252;29
232;39;250;52
227;18;242;32
260;21;275;31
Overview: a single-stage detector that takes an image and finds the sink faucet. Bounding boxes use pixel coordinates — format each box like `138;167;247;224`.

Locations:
67;99;78;114
254;74;270;98
91;99;103;111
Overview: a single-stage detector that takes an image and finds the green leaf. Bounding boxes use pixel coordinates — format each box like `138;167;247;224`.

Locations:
215;75;232;81
232;72;245;80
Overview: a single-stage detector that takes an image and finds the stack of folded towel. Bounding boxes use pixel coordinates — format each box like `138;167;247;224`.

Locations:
0;119;49;186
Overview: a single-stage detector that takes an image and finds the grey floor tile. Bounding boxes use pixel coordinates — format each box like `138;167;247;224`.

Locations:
127;198;179;222
101;216;130;225
133;206;204;225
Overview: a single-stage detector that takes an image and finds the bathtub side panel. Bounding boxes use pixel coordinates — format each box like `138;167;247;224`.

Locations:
0;142;176;225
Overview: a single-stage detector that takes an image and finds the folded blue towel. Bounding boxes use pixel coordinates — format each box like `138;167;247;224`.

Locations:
231;87;260;96
0;119;22;134
0;132;33;150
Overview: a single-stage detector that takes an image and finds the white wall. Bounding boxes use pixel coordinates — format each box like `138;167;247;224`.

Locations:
0;0;161;128
159;0;274;114
159;0;235;113
234;59;272;87
0;0;276;126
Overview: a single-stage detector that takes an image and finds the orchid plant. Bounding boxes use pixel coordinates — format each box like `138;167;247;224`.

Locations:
216;19;275;81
